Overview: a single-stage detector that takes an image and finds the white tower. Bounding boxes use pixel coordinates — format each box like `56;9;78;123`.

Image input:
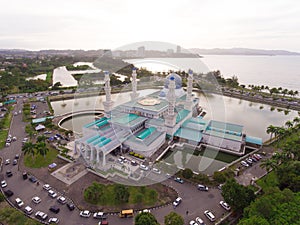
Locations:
103;71;114;118
165;76;177;129
130;68;139;100
185;69;194;110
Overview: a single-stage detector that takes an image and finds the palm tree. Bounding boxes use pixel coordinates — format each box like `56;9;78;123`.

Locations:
260;158;278;172
293;117;300;126
35;142;48;158
37;135;47;143
266;125;276;140
285;120;293;129
22;142;36;159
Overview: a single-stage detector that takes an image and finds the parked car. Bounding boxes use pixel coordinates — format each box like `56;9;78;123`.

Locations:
80;210;91;218
48;217;59;224
15;198;24;208
22;172;28;180
24;206;33;215
197;184;208;191
173;197;182;207
189;220;199;225
32;196;41;204
43;184;51;190
98;221;109;225
12;159;18;165
15;154;19;159
246;158;253;165
57;196;67;204
139;164;149;171
174;177;184;184
5;159;10;165
1;180;7;188
48;190;58;198
29;176;37;183
4;190;14;197
152;168;161;174
93;211;107;219
6;170;13;177
49;205;60;214
220;201;231;211
241;161;249;167
195;217;206;225
66;202;75;211
35;211;48;221
204;210;216;222
130;160;138;166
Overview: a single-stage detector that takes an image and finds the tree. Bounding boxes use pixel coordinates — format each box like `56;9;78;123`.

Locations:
35;142;49;158
164;212;184;225
182;168;193;179
135;212;159;225
37;135;47;142
221;179;255;212
22;142;36;159
276;161;300;192
266;125;276;140
260;159;278;172
114;184;129;203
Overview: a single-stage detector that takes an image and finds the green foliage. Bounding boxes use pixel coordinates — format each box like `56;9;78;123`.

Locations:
84;182;158;207
114;184;130;203
66;64;89;71
0;192;5;202
164;212;184;225
23;145;58;168
240;188;300;225
222;179;256;212
0;106;12;148
182;168;193;179
0;207;41;225
213;169;235;184
276;161;300;192
135;212;159;225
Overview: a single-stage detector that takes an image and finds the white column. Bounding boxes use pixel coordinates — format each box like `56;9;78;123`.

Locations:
102;153;106;166
130;68;139;100
84;146;88;158
96;149;100;163
90;148;94;162
103;71;114;118
185;69;194;110
167;76;176;116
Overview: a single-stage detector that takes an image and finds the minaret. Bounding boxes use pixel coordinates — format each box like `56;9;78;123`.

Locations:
184;69;193;110
103;71;114;118
130;67;139;100
165;76;177;129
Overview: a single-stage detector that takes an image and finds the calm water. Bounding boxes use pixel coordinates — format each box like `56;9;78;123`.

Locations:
52;89;298;140
126;56;300;92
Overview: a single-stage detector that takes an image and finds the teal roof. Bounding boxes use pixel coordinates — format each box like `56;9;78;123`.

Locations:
98;138;111;147
204;129;242;141
84;117;106;128
96;119;108;128
32;116;54;124
4;100;16;105
86;135;100;143
246;136;263;145
137;127;156;140
91;136;106;145
208;120;243;134
122;96;169;112
114;113;139;124
176;109;190;123
174;128;203;142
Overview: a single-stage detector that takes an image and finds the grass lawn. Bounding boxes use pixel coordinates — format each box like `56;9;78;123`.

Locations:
0;107;13;149
257;171;279;191
84;182;159;207
24;146;58;168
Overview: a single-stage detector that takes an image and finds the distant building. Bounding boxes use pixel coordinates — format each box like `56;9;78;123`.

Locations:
103;49;112;58
137;46;145;57
167;49;174;55
176;45;181;53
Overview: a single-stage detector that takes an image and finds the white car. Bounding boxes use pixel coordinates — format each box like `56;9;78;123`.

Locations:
195;217;206;225
43;184;51;190
189;220;199;225
220;200;231;211
241;161;249;167
48;190;58;198
204;210;216;222
152;168;161;174
32;196;41;204
140;164;149;171
15;198;24;208
24;206;33;215
173;197;182;207
57;196;67;204
1;180;7;188
35;211;48;221
80;210;91;218
4;159;10;165
49;217;59;224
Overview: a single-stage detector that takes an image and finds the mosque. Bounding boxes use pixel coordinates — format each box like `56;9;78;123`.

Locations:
74;69;262;171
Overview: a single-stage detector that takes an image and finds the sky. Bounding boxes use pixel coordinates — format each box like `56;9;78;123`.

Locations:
1;0;300;51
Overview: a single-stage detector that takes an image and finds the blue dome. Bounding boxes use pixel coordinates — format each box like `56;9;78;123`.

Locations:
164;73;182;89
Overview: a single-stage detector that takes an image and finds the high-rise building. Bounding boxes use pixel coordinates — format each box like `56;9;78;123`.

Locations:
137;46;145;57
176;45;181;53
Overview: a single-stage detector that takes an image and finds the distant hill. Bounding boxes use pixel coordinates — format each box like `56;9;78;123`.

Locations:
189;48;300;56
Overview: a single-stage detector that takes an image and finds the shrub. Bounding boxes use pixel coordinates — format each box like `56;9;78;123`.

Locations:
182;168;193;179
